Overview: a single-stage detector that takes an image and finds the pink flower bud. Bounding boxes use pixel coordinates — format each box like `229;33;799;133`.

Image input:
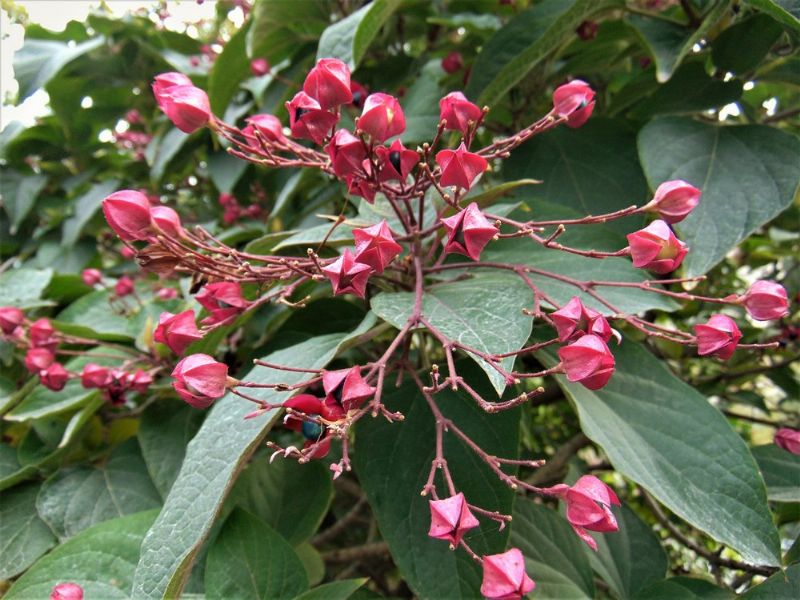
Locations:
375;139;418;182
553;80;595;128
81;363;110;388
350;80;368;109
322;249;373;298
439;91;482;136
346;174;377;203
303;58;352;110
120;246;136;260
172;353;229;408
29;318;57;348
551;296;617;344
428;492;479;546
435;143;488;191
129;369;153;393
250;57;270;76
81;268;103;287
480;548;535;600
626;220;687;274
358;93;405;142
441;202;498;261
353;219;403;274
125;109;142;124
558;334;615;390
575;20;599;40
554;475;620;550
740;280;789;321
154;310;203;355
326;129;367;178
694;314;741;360
322;366;376;412
40;362;69;391
0;306;24;334
159;85;212;133
102;190;153;241
25;347;55;373
441;51;464;74
50;582;84;600
115;276;135;297
152;72;193;110
286;91;339;145
244;113;287;144
644;180;701;224
150;205;185;238
775;428;800;455
196;282;250;325
156;287;178;300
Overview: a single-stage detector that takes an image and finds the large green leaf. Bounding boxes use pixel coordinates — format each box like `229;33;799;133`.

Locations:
537;339;781;567
712;14;784;74
466;0;622;106
148;127;191;182
0;170;48;233
742;562;800;598
61;179;119;246
4;510;158;600
316;0;400;70
0;268;53;309
205;509;309;600
209;19;251;115
248;0;330;64
0;482;57;579
370;272;533;396
353;371;520;599
294;579;367;600
401;59;446;143
638;117;800;276
751;444;800;502
744;0;800;33
509;499;594;599
13;37;104;101
132;314;376;599
36;439;161;541
587;504;668;599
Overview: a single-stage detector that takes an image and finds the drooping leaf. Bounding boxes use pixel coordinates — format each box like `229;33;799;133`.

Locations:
0;482;57;579
61;179;120;246
13;37;104;101
638;116;800;276
0;170;48;233
751;444;800;502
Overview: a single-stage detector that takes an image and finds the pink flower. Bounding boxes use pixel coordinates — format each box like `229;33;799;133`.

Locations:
156;287;178;300
303;58;352;110
25;347;55;374
480;548;535;600
644;180;701;224
250;57;270;76
286;91;339;145
0;306;24;334
358;93;405;142
156;82;211;133
740;280;789;321
326;129;367;178
626;219;687;274
552;80;595;128
154;310;203;355
439;91;482;136
441;51;464;74
558;334;616;390
81;363;110;388
428;492;479;546
441;202;498;261
346;174;377;203
555;475;620;550
322;366;376;412
115;276;135;297
375;139;418;181
196;282;250;325
283;394;336;459
152;72;193;109
129;369;153;393
40;362;69;391
322;249;373;298
120;246;136;260
125;109;142;124
29;318;57;348
774;428;800;455
694;314;741;360
352;220;403;274
102;190;152;241
172;353;229;408
551;296;616;343
81;268;103;286
435;143;488;191
244;113;287;144
50;582;84;600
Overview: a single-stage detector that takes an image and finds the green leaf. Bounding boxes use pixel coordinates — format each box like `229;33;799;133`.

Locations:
466;0;622;106
751;444;800;502
401;60;446;143
638;117;800;276
148;127;191;181
248;0;330;65
208;150;249;194
293;579;367;600
61;179;119;246
4;510;158;600
537;338;780;567
371;272;533;395
36;439;161;541
353;370;520;599
209;20;251;115
712;13;785;74
138;400;205;498
295;542;325;587
231;455;333;545
316;0;401;70
588;504;668;599
464;179;541;211
132;315;377;600
743;562;800;597
0;482;57;579
0;170;48;233
205;509;309;600
509;498;595;599
634;577;734;599
0;268;53;309
743;0;800;33
13;37;104;101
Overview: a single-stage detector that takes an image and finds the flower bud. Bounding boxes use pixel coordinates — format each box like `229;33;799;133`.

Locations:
441;51;464;74
428;492;479;546
694;314;741;360
129;369;153;393
159;85;212;133
115;276;135;297
250;57;270;76
81;268;103;287
626;220;687;274
435;143;488;191
353;220;403;274
25;347;55;374
439;91;482;136
322;249;373;298
154;310;203;355
326;129;367;178
552;475;620;550
551;296;617;344
740;280;789;321
552;79;595;128
576;20;599;40
303;58;352;110
152;72;193;109
644;180;701;224
81;363;110;388
40;362;69;391
358;93;405;142
102;190;153;242
150;205;185;238
156;287;178;300
441;202;498;261
375;139;418;181
480;548;535;600
775;428;800;455
244;113;287;144
172;353;230;409
558;334;615;390
29;318;57;348
0;306;24;334
285;91;339;145
196;282;250;325
50;582;84;600
323;366;376;412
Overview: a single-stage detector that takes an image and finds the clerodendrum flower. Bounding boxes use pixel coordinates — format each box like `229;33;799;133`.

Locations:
480;548;536;600
428;492;479;546
694;314;742;360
